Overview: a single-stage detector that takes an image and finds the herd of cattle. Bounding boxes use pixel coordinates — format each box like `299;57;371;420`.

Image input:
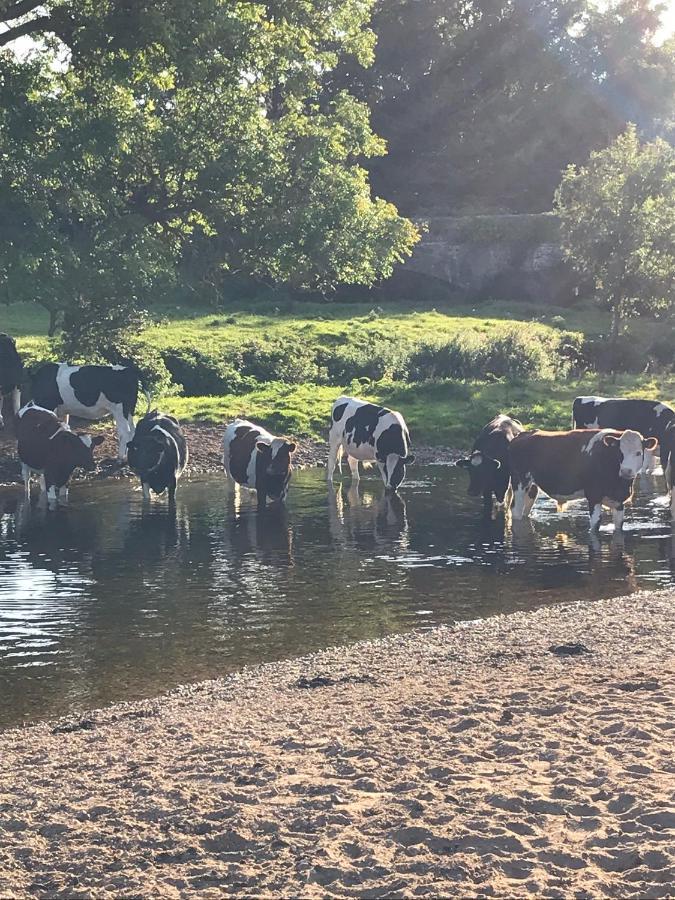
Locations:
1;332;674;529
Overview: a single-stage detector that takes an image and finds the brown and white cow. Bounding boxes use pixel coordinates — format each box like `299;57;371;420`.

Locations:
508;428;658;530
16;403;105;508
223;418;296;508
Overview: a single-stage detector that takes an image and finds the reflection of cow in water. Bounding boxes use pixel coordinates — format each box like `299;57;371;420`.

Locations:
328;483;408;551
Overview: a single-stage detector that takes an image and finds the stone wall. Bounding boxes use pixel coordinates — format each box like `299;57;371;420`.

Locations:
399;213;578;304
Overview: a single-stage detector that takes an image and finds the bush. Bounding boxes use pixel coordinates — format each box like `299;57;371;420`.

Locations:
317;333;412;384
162;347;248;396
408;325;582;382
240;339;322;384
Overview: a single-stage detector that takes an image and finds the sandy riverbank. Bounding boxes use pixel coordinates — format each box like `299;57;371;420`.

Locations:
0;420;461;486
1;590;674;898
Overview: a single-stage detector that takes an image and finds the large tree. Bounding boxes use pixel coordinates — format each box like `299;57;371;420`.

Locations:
328;0;675;214
0;0;418;337
555;126;675;341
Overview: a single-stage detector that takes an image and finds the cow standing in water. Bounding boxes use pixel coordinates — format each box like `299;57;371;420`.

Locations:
16;403;105;508
456;414;524;513
662;421;675;521
328;396;414;492
223;419;296;508
573;396;674;475
31;363;150;460
126;410;188;502
508;428;658;530
0;334;23;429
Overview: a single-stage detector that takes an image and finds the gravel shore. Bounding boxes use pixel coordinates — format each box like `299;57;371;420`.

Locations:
0;420;461;485
1;589;673;898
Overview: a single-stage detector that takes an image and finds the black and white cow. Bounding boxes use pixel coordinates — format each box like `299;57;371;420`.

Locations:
126;410;188;502
223;418;296;508
328;396;414;492
0;333;23;429
456;414;524;513
573;396;675;475
16;402;105;508
31;363;150;459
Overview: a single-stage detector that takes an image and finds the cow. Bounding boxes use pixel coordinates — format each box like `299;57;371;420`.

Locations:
508;428;659;530
16;402;105;508
223;418;296;508
30;363;150;460
0;333;23;429
328;396;414;492
662;420;675;521
126;410;188;503
573;396;675;475
456;414;524;513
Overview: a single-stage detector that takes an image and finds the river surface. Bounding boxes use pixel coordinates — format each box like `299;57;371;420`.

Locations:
0;466;673;728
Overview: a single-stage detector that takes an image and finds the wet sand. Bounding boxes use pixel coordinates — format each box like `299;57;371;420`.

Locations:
1;590;673;898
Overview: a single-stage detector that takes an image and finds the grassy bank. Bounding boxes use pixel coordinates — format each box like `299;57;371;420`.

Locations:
5;299;675;448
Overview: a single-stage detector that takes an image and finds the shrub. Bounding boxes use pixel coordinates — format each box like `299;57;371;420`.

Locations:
317;333;412;384
240;339;322;384
162;347;246;396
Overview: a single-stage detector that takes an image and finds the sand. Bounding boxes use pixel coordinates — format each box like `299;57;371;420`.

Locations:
0;590;673;898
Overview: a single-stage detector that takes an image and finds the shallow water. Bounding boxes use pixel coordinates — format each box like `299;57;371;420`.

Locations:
0;466;673;728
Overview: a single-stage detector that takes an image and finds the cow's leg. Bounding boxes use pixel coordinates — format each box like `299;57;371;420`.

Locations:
21;465;31;499
587;497;603;530
46;482;58;510
0;395;4;429
168;477;177;505
348;455;360;484
11;387;20;416
670;485;675;522
257;487;267;509
482;491;493;516
142;482;151;501
512;476;537;519
58;485;69;506
327;434;342;483
56;407;70;426
612;504;624;531
113;410;131;460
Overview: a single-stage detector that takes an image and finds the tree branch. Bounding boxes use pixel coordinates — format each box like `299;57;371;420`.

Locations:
0;1;44;23
0;14;53;46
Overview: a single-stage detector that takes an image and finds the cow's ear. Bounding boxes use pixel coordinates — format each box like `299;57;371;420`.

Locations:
287;442;297;453
404;454;415;465
643;436;659;451
256;441;271;454
602;434;620;447
91;434;105;447
456;458;471;469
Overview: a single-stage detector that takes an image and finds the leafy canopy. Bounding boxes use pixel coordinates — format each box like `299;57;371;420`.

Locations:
0;0;418;341
555;125;675;333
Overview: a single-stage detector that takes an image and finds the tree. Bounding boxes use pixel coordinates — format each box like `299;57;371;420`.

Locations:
328;0;675;215
555;126;675;342
0;1;418;348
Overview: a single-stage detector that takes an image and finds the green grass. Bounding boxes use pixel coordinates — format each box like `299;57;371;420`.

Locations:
6;298;674;448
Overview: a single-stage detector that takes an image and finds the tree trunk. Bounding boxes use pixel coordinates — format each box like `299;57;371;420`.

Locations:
609;298;622;381
47;307;59;337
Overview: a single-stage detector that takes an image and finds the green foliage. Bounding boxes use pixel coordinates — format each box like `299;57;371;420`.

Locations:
555;126;675;338
0;0;418;356
330;0;675;214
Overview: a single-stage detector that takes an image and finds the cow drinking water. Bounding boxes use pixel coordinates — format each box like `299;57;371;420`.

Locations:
328;396;414;492
126;410;188;503
223;419;296;508
16;403;104;508
508;428;658;530
456;414;524;513
31;363;150;460
0;334;23;429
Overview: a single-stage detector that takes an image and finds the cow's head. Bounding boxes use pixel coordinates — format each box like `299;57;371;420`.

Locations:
257;439;297;501
456;450;502;496
379;453;415;492
127;433;165;476
603;430;658;480
72;432;105;471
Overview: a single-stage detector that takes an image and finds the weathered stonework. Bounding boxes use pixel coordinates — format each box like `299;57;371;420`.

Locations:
399;213;577;304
